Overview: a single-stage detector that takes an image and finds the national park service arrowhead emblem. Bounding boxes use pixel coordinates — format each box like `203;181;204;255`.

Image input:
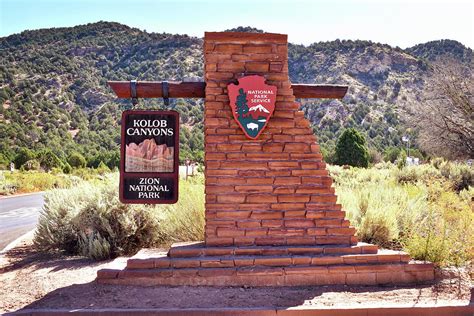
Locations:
228;75;277;139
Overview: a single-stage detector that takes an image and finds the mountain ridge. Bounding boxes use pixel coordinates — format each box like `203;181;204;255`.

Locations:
0;21;472;166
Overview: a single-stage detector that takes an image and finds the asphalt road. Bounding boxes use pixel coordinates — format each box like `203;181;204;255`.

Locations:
0;192;44;251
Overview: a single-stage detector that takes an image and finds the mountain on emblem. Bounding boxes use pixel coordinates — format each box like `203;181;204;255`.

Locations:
227;75;278;139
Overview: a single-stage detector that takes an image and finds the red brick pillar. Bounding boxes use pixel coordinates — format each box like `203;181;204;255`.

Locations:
204;32;357;247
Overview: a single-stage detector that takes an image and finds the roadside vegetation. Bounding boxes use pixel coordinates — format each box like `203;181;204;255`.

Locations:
32;160;472;267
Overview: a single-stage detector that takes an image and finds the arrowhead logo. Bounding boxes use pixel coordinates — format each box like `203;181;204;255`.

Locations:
227;75;277;139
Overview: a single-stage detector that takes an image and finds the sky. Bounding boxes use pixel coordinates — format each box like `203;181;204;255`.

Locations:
0;0;473;48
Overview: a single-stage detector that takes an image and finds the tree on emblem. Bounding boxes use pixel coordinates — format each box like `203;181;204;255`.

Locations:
235;88;249;118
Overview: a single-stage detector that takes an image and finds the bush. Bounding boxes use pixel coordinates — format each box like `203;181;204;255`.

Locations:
334;128;369;168
21;159;40;171
67;152;87;168
14;148;36;169
34;173;205;260
34;175;162;259
329;163;473;266
384;147;400;163
37;149;64;171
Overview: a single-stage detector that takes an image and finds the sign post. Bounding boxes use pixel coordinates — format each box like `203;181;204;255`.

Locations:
119;110;179;204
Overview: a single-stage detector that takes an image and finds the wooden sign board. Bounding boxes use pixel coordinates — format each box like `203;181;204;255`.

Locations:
119;110;179;204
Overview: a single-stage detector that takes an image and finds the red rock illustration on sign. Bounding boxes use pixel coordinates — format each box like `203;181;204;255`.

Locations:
125;138;174;172
228;75;277;139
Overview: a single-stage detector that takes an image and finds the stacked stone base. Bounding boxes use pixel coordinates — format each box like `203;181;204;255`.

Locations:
97;242;434;286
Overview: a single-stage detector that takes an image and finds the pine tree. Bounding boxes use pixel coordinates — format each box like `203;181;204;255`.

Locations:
334;128;369;167
235;88;249;117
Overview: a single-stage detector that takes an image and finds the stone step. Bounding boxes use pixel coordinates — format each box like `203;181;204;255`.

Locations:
126;249;408;269
166;241;378;258
98;261;434;286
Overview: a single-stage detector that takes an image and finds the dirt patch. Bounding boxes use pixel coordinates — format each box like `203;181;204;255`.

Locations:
0;236;472;314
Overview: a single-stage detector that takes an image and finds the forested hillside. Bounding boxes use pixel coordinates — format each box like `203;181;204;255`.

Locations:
0;22;471;169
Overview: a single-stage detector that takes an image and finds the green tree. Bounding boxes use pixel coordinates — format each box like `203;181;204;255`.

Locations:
67;152;86;168
235;88;249;117
37;149;64;171
334;128;369;168
384;147;400;163
14;147;36;168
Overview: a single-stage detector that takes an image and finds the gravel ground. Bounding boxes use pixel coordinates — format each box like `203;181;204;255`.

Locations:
0;235;472;313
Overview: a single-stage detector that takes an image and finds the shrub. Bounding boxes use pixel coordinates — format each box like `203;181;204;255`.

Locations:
21;159;40;171
34;173;205;260
14;148;36;169
37;149;64;171
34;175;163;259
384;147;400;163
67;152;87;168
334;128;369;168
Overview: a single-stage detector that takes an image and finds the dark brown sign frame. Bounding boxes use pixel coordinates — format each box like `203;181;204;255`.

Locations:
119;110;179;204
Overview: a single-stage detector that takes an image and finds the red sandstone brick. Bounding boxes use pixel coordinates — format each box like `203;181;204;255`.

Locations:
245;178;274;185
235;185;273;193
217;62;245;72
206;118;229;127
311;256;344;265
284;143;310;152
307;228;327;235
316;236;352;245
206;237;234;246
172;259;201;268
255;237;286;246
243;44;273;53
238;203;271;211
315;219;341;227
247;153;290;160
234;258;255;266
270;62;283;72
278;195;310;203
266;170;291;177
206;72;234;80
284;219;315;228
306;211;325;219
216;211;251;219
283;210;306;217
327;227;356;235
237;221;262;228
272;135;294;142
245;229;268;237
213;177;246;185
217;194;246;203
271;203;305;210
269;228;305;237
233;237;255;246
245;62;269;72
221;161;268;170
292;256;312;265
273;187;295;194
226;153;246;160
251;211;283;220
205;184;235;193
216;228;245;237
268;161;299;170
346;273;377;285
262;143;284;152
292;169;328;176
207;220;236;228
310;195;338;203
273;177;301;185
270;118;295;128
254;257;292;266
214;44;242;53
202;248;234;256
247;194;278;203
261;220;283;227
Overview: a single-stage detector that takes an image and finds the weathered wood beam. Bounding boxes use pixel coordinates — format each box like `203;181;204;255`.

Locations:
108;81;348;99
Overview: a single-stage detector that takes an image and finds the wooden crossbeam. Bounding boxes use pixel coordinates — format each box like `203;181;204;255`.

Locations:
108;81;348;99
